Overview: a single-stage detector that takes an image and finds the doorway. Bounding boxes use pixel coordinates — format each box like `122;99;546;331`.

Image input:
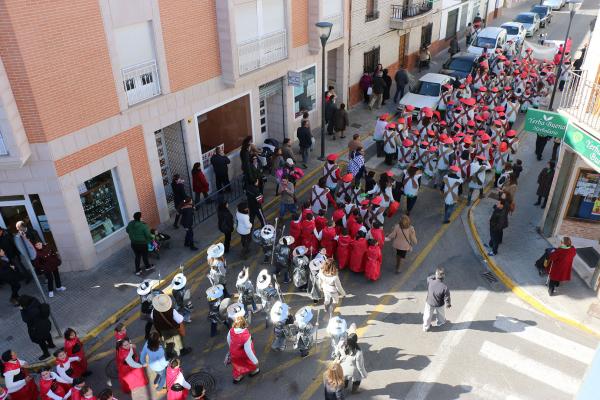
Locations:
259;78;285;144
155;121;191;211
0;194;55;249
398;33;409;69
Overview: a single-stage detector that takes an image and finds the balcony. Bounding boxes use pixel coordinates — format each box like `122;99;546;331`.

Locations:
238;30;288;76
121;60;161;106
390;1;434;31
560;71;600;133
324;12;344;41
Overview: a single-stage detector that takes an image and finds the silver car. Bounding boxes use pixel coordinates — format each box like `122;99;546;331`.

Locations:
514;12;540;37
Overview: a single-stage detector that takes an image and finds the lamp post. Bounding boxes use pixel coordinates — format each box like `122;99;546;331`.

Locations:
316;21;333;161
548;0;582;111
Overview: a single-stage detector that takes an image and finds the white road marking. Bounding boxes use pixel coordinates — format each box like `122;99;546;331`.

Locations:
479;341;581;396
405;287;489;400
505;296;541;315
459;379;533;400
493;314;595;365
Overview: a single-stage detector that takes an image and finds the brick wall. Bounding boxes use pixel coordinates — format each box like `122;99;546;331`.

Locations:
54;126;159;227
158;0;221;92
0;0;120;143
292;0;309;48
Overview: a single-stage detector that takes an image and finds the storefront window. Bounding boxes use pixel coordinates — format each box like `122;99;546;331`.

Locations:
566;170;600;221
294;66;316;118
79;170;125;243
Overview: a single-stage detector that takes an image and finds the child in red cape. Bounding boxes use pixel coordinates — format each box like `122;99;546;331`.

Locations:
349;231;368;273
319;220;337;257
336;228;352;270
364;238;383;281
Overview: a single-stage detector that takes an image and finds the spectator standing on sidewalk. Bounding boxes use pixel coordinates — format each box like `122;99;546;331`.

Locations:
381;69;392;106
191;162;209;206
279;176;297;219
333;103;350;140
325;95;338;137
359;72;372;104
236;202;253;258
449;35;460;56
535;161;555;209
245;179;266;228
0;248;21;306
13;221;38;281
488;200;508;256
282;138;295;163
211;147;231;191
218;201;234;254
171;174;187;229
535;134;549;161
18;294;55;360
393;68;409;103
422;267;451;332
180;197;197;251
466;22;474;46
547;236;576;296
0;227;29;283
33;242;65;298
368;71;386;110
126;212;154;276
297;120;313;169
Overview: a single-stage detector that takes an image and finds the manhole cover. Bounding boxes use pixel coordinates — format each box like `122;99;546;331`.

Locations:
350;123;362;129
105;359;119;379
187;371;217;395
481;271;498;283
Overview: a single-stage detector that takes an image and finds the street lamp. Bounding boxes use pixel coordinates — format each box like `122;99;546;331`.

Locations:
316;21;333;161
548;0;583;110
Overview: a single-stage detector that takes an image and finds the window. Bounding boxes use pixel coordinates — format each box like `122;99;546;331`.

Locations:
445;9;459;39
363;47;380;74
79;170;125;243
294;66;317;117
0;131;8;156
566;170;600;222
421;23;433;48
366;0;379;22
114;22;156;69
198;95;252;154
235;0;285;44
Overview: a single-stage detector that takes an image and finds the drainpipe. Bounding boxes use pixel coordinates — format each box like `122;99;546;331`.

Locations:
347;0;352;105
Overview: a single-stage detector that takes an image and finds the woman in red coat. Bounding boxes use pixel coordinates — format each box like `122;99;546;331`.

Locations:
227;316;259;383
319;221;337;257
191;162;209;205
115;338;148;394
348;231;368;273
364;239;383;281
336;228;352;270
64;328;88;378
547;236;577;296
166;358;191;400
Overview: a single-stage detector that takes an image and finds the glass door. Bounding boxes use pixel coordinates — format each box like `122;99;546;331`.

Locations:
0;199;50;247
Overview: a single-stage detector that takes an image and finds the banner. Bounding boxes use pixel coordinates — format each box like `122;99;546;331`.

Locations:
524;109;568;138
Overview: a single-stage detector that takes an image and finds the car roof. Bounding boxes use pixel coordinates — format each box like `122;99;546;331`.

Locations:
531;4;550;8
501;21;524;28
419;73;452;83
518;12;538;16
477;27;507;38
451;52;479;61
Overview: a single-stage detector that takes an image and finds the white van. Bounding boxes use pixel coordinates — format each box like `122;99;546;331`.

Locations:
468;27;508;57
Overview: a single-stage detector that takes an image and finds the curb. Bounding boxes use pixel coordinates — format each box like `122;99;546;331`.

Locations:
467;197;600;339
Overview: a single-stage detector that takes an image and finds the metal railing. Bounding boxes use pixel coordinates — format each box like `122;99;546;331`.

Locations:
324;13;344;41
121;60;161;106
193;174;246;224
391;1;433;20
560;70;600;132
238;30;288;75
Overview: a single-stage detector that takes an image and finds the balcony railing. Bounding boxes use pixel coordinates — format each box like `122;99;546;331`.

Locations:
391;1;433;20
324;13;344;41
560;71;600;132
238;30;288;75
121;60;161;106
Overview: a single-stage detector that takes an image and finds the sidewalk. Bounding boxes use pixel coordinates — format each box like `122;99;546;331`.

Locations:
469;130;600;337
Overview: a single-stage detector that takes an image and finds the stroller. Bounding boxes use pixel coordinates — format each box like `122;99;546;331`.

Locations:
534;248;554;276
148;229;171;259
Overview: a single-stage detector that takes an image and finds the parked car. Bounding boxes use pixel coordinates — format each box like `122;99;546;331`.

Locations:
514;12;541;37
397;73;453;112
439;52;478;80
530;4;552;28
501;22;527;50
543;0;565;10
467;27;508;57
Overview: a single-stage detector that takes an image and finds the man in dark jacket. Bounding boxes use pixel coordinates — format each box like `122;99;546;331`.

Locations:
210;147;231;191
324;95;337;136
368;71;387;110
0;248;21;305
535;161;555;208
217;201;234;253
245;179;266;228
382;69;392;105
449;36;460;56
296;120;313;168
179;197;197;250
125;211;154;275
0;227;29;282
171;174;187;228
333;103;350;140
423;267;451;331
394;68;409;103
19;295;54;360
488;201;508;256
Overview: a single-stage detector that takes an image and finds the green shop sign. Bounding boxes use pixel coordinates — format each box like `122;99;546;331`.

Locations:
524;109;568;138
564;123;600;171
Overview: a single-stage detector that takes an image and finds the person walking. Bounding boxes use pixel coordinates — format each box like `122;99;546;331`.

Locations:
297;120;313;169
227;316;260;384
115;337;148;394
152;294;191;357
422;267;451;332
1;350;40;400
359;72;373;104
33;241;65;298
323;361;345;400
466;22;475;46
381;69;392;105
318;259;346;319
18;295;55;360
386;214;417;274
210;146;231;191
179;197;197;251
393;68;409;103
547;237;577;296
449;35;460;56
171;174;187;229
191;162;209;206
348;147;366;184
0;248;22;306
488;200;508;256
403;166;423;216
126;212;154;276
337;332;368;394
63;328;89;378
282;138;295;162
166;358;191;399
236;202;253;258
140;331;169;390
278;176;297;219
535;161;555;209
418;45;431;72
333;103;350;140
217;201;234;254
368;71;386;110
325;95;338;137
245;179;266;228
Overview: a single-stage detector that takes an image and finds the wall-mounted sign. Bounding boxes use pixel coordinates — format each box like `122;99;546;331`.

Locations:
287;71;303;87
524;109;568;138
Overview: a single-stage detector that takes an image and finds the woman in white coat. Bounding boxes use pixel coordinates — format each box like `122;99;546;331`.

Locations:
318;259;346;319
236;202;253;258
337;332;367;394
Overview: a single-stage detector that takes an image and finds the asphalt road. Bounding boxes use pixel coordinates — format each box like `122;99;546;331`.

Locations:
80;2;600;399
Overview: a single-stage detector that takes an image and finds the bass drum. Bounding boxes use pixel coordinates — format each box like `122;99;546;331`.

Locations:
497;172;510;189
252;229;263;244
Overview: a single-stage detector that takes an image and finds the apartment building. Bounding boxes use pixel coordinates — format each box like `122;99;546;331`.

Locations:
347;0;500;107
0;0;349;271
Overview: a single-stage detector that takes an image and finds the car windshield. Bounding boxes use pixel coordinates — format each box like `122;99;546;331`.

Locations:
531;6;547;15
448;58;474;72
475;36;497;48
416;81;441;96
515;14;534;23
504;26;519;35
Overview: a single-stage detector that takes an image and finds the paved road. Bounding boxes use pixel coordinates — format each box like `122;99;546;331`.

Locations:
80;1;600;399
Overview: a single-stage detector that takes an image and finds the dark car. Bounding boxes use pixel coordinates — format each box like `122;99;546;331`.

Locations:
530;5;552;27
439;52;478;80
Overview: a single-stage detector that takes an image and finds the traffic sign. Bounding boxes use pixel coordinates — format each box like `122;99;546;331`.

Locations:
524;109;568;138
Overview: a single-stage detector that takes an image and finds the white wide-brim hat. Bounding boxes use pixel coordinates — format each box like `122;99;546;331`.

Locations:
295;306;313;325
227;302;246;320
207;243;225;259
256;269;272;290
152;294;173;313
309;258;324;272
172;273;187;290
137;279;154;296
270;301;289;323
279;235;295;246
292;245;308;257
236;268;249;286
261;225;275;240
327;316;348;336
206;284;224;300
